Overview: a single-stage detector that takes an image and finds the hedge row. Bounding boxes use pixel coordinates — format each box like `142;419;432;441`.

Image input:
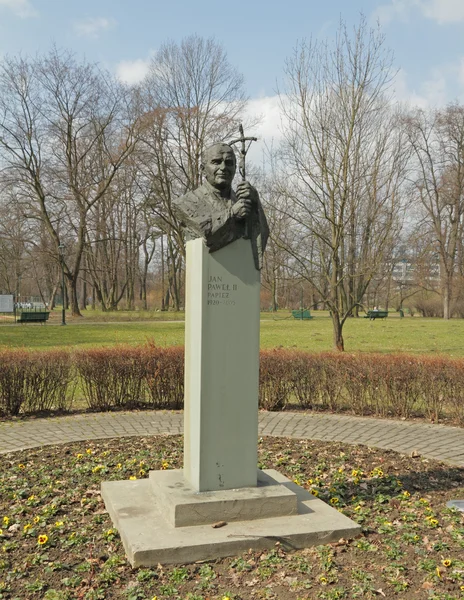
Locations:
1;346;464;425
259;350;464;424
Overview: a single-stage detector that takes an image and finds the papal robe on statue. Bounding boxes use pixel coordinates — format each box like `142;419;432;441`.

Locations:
173;179;269;270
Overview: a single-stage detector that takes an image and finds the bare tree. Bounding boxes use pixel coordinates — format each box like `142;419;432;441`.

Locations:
0;191;29;294
276;17;407;350
0;48;138;316
404;104;464;319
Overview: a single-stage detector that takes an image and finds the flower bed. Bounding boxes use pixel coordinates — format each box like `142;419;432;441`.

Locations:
1;436;463;598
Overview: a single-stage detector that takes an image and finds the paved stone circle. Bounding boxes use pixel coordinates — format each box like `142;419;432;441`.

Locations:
1;411;464;466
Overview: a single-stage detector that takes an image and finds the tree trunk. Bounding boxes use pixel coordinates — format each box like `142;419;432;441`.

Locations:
271;272;278;311
80;275;87;311
332;313;345;352
443;278;451;320
69;275;82;317
140;272;148;310
161;235;166;311
126;278;135;311
49;283;59;310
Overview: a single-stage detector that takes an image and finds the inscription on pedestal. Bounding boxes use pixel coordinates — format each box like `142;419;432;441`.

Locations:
207;276;239;306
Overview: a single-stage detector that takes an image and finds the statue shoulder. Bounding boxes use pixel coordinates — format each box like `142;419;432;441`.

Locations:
174;185;209;217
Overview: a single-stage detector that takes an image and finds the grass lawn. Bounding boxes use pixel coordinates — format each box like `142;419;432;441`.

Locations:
261;313;464;356
1;436;464;599
2;311;464;356
0;321;186;351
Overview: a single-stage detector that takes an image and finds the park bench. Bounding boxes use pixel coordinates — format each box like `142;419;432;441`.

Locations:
364;310;388;320
17;311;50;324
292;309;313;320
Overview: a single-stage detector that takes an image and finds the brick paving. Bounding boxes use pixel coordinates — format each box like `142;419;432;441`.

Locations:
1;411;464;466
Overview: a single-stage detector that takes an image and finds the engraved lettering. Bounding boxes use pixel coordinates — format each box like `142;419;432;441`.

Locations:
206;276;237;306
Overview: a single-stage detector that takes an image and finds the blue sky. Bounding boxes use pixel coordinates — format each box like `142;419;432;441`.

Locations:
1;0;464;154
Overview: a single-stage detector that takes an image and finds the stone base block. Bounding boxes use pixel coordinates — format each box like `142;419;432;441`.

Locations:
150;469;298;527
101;469;361;566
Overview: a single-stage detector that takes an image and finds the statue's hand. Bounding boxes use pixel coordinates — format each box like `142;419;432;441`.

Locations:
233;181;257;219
232;198;252;220
236;181;258;203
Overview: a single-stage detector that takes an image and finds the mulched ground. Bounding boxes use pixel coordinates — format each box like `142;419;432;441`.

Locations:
1;436;464;600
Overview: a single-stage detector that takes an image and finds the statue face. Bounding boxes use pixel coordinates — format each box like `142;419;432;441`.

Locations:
202;144;236;190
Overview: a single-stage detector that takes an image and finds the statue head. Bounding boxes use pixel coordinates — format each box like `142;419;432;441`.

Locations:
201;143;236;190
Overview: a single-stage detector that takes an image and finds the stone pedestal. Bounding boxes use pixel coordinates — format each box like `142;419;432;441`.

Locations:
101;237;362;566
150;469;298;528
184;237;260;492
101;469;361;566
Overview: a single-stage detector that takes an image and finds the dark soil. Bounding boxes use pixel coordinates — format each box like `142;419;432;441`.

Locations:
1;436;464;599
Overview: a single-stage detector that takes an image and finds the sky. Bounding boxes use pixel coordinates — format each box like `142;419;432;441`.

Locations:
1;0;464;159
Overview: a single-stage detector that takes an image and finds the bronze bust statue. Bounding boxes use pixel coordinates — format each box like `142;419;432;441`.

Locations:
173;142;269;270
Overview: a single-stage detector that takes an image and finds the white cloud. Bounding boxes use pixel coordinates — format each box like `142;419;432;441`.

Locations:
244;95;286;166
116;58;150;86
421;71;448;106
393;66;458;108
246;96;283;142
74;17;116;39
0;0;37;18
392;70;427;108
245;73;457;167
421;0;464;23
373;0;417;25
373;0;464;25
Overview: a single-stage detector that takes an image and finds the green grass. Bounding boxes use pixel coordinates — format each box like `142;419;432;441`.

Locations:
2;311;464;355
0;321;185;350
55;308;187;322
261;313;464;356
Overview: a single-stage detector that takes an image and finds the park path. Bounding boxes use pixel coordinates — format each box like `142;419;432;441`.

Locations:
1;410;464;466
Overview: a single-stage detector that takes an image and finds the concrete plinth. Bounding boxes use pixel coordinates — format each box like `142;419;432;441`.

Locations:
184;238;260;492
101;469;361;567
150;469;298;528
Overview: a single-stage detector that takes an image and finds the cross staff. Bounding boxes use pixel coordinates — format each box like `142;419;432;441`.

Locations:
229;124;264;270
229;124;257;182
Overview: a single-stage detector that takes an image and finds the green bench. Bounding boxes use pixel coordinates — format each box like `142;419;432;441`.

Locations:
364;310;388;320
17;311;50;324
292;309;313;320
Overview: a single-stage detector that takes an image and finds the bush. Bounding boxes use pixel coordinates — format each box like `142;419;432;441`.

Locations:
259;349;294;410
24;350;74;413
418;357;449;422
2;345;464;426
0;350;30;415
288;352;324;409
144;344;184;409
316;353;349;411
414;297;443;318
258;350;464;425
342;354;372;415
442;358;464;426
0;349;74;416
75;346;147;411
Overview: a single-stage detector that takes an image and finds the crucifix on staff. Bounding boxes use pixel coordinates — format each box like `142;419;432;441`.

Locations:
229;124;265;269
